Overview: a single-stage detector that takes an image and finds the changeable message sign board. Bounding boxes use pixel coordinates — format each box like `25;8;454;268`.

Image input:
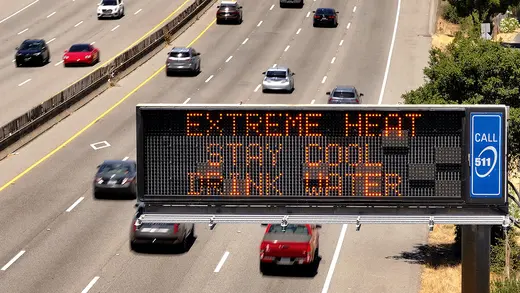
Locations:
136;104;507;209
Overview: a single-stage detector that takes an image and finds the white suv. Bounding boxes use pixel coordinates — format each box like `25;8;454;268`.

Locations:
97;0;124;19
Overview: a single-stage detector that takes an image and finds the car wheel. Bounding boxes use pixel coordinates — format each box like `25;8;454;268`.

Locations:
216;19;221;25
181;233;190;251
313;22;317;27
15;62;21;67
97;16;102;20
260;263;270;274
130;241;142;252
93;191;100;199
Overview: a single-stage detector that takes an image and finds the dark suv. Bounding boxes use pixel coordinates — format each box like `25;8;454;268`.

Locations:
312;8;339;27
15;39;50;67
165;47;201;76
326;86;364;104
216;1;243;24
280;0;303;8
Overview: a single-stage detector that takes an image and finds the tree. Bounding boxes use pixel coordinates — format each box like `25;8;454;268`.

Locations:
448;0;520;21
402;33;520;161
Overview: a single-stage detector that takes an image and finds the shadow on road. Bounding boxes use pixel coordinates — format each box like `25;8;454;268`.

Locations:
261;256;322;278
387;243;461;268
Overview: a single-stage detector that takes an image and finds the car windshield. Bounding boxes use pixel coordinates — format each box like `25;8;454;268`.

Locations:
69;44;91;52
98;162;132;175
266;70;287;78
220;3;236;8
316;8;334;14
102;0;117;5
332;91;356;98
268;224;309;234
19;42;42;50
169;52;190;58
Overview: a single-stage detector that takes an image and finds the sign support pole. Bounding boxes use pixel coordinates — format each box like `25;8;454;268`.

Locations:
462;225;491;293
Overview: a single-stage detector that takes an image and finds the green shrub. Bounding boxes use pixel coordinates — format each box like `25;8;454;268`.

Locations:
500;17;520;33
443;3;461;23
492;278;520;293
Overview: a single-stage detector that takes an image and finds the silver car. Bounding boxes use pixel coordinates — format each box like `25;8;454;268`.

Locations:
326;85;364;104
262;66;295;93
166;47;201;76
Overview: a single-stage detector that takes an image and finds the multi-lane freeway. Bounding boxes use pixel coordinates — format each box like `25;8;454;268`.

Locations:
0;0;436;292
0;0;195;125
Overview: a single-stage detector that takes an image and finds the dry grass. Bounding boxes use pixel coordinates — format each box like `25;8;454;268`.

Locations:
432;17;459;50
419;224;460;293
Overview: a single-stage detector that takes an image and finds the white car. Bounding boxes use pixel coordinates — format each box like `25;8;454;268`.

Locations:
261;66;295;93
97;0;125;19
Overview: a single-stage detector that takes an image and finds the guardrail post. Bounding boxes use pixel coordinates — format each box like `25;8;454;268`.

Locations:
462;225;491;293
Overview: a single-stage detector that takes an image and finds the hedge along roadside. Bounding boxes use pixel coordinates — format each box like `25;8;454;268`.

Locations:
0;0;215;159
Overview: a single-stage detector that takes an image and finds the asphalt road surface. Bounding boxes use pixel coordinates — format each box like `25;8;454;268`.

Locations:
0;0;435;292
0;0;196;126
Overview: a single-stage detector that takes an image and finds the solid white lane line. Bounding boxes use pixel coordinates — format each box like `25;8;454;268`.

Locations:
377;0;401;105
242;38;249;45
339;40;344;46
270;4;274;10
257;20;263;27
47;11;56;18
0;0;40;24
183;98;191;104
310;99;315;104
321;76;327;84
321;224;348;293
48;38;56;43
81;276;100;293
296;28;301;34
347;22;351;29
122;156;129;161
134;9;142;15
74;21;83;27
1;250;26;271
55;61;64;66
214;251;230;272
353;6;357;12
17;28;28;35
306;11;310;17
18;79;31;86
225;56;233;62
331;57;336;64
205;75;214;83
111;25;120;31
284;45;290;52
65;197;84;212
254;84;261;92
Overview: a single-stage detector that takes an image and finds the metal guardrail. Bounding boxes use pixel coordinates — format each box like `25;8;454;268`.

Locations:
0;0;213;154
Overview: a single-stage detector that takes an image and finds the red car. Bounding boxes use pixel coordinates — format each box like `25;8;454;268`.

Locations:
63;43;100;67
259;223;320;274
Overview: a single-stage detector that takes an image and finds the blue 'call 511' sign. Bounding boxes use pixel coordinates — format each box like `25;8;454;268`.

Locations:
470;113;503;199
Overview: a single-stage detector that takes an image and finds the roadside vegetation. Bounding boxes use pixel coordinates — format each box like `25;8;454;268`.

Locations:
401;0;520;292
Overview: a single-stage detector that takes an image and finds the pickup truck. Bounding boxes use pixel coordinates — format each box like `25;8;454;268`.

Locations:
259;223;320;274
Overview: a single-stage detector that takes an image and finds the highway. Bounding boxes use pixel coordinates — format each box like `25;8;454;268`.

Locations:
0;0;196;126
0;0;434;292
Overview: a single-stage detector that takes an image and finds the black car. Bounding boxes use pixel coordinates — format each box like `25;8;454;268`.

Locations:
93;160;137;199
15;39;50;67
280;0;303;8
326;85;364;104
216;1;243;24
312;8;338;27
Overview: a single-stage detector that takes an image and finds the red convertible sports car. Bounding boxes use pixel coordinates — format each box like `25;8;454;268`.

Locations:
63;43;100;67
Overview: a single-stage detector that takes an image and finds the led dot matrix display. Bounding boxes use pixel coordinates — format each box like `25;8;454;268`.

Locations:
140;109;464;199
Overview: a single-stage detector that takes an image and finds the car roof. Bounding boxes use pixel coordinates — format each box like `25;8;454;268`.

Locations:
22;39;44;44
170;47;192;53
102;159;135;165
220;0;237;4
333;85;356;92
267;66;289;71
316;8;335;13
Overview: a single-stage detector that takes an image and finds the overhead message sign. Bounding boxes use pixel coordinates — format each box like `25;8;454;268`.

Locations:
136;104;507;208
470;113;503;199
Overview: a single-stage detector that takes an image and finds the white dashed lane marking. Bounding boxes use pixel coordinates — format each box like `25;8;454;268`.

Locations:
347;22;351;29
270;4;274;10
0;0;40;24
339;40;344;46
17;28;28;35
47;11;56;18
306;11;310;17
353;6;357;12
257;20;263;27
205;75;214;83
81;276;100;293
48;38;56;43
321;76;327;84
225;56;233;62
74;21;83;27
18;79;31;86
65;197;84;212
134;9;142;15
1;250;26;271
284;45;290;52
55;61;64;66
242;38;248;45
183;98;191;104
331;57;336;64
254;84;261;92
296;28;301;34
111;25;120;31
